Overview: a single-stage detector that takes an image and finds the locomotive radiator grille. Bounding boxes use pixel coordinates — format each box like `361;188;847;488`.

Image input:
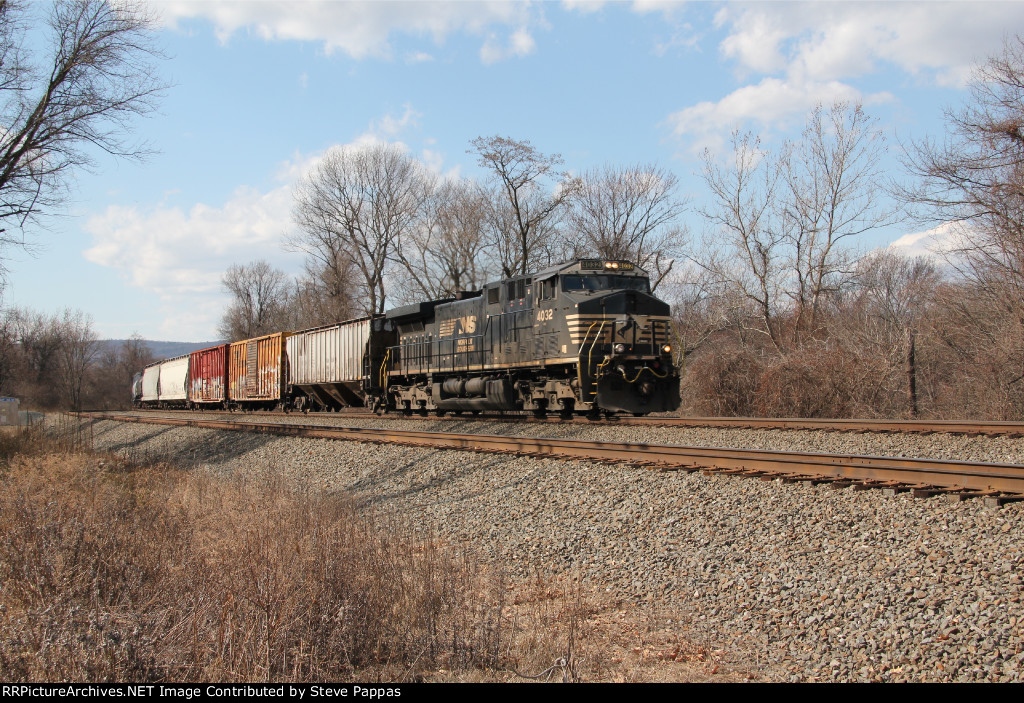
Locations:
565;314;672;346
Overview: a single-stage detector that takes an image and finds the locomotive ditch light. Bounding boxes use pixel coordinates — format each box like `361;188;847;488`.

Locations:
662;344;672;354
614;343;626;354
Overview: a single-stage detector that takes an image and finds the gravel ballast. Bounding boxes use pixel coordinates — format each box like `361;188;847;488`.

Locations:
87;415;1024;682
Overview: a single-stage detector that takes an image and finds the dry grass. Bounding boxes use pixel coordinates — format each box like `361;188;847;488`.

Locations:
0;424;750;683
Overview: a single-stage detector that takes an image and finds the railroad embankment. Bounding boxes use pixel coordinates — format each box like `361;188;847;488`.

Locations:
0;421;735;683
73;416;1024;681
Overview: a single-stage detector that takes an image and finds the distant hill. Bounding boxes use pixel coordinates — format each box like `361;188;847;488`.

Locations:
100;339;224;361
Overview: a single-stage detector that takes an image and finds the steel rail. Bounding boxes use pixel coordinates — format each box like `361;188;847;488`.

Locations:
629;416;1024;436
79;412;1024;498
128;407;1024;437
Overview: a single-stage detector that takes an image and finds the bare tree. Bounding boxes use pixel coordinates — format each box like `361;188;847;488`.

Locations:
0;307;18;395
0;0;163;262
52;309;97;410
784;102;896;340
660;263;740;368
115;333;152;382
844;250;941;417
288;257;361;328
290;143;431;315
898;36;1024;416
901;35;1024;316
218;260;291;341
469;135;579;277
12;307;64;406
697;102;893;351
568;163;688;291
86;332;153;408
393;178;495;301
698;130;788;350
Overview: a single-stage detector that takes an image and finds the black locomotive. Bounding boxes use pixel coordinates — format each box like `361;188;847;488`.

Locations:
379;258;679;416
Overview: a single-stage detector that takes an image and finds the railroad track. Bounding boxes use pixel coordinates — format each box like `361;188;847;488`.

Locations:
79;412;1024;505
124;407;1024;437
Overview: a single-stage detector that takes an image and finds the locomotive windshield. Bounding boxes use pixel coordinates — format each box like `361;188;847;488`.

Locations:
561;274;650;293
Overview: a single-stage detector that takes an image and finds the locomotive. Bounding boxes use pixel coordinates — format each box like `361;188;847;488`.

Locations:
134;259;680;416
384;258;679;416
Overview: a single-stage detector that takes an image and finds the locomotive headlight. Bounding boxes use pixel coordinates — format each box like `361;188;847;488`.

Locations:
604;261;619;269
662;344;672;354
614;343;626;354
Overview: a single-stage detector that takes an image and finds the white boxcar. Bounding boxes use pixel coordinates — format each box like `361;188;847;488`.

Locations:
158;354;190;404
287;318;372;409
141;363;161;403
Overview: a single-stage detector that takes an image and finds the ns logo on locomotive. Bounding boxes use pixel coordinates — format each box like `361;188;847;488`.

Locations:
133;260;680;417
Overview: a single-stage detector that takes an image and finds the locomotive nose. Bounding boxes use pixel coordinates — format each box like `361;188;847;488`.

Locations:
575;289;671;316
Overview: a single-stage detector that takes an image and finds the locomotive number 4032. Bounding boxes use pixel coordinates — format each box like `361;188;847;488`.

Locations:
536;309;554;322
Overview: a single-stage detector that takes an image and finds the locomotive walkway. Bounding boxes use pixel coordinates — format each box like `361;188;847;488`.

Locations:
78;412;1024;504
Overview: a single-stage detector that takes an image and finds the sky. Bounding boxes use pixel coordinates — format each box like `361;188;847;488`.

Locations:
4;0;1022;342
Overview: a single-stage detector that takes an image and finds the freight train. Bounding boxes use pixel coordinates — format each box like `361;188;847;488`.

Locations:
132;259;680;416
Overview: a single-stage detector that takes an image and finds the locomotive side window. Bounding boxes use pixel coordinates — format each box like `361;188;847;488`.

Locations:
487;286;499;305
539;278;556;300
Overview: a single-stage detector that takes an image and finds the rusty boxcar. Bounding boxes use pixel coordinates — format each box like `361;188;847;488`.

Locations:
228;332;290;408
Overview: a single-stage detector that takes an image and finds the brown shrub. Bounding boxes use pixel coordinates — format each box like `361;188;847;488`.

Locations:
754;346;900;418
679;346;763;416
0;451;508;682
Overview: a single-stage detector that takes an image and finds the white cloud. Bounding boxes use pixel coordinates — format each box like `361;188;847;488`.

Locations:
154;0;536;62
666;2;1024;154
480;26;537;64
716;2;1024;86
83;182;297;298
664;77;873;153
631;0;687;16
888;222;964;261
561;0;607;15
81;106;435;339
370;104;421;138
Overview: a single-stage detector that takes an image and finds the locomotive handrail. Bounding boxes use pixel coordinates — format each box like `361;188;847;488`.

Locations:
577;320;608;403
388;333;491;376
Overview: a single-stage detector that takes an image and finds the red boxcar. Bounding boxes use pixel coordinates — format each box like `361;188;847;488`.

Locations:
189;343;229;406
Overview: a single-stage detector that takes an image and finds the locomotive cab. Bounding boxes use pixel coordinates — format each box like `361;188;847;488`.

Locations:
534;260;679;414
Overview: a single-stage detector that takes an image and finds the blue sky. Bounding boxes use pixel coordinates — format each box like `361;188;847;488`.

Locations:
5;1;1020;341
